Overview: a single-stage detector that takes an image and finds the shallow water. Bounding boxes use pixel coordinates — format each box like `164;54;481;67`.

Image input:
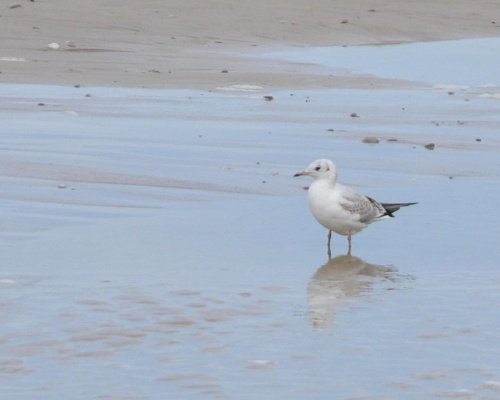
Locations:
267;37;500;86
1;39;500;399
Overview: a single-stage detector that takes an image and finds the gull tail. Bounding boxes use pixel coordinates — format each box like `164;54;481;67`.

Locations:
380;202;418;217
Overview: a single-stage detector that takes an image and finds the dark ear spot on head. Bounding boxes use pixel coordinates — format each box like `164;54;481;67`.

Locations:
326;167;330;171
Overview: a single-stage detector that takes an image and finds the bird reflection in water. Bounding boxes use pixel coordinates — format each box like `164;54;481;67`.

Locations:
308;254;396;330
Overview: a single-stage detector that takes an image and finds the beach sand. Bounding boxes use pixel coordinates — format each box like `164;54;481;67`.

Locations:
1;0;499;89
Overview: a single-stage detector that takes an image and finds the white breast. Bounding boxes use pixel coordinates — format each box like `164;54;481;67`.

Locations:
307;180;368;236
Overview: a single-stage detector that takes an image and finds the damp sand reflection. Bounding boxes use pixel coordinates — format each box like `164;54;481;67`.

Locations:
308;255;396;330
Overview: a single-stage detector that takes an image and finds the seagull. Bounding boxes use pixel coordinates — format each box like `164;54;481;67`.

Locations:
294;159;417;256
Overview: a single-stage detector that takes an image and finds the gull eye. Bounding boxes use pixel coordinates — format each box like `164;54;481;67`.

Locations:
315;166;321;171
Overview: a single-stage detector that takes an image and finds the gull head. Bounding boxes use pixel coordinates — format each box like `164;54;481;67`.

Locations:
294;159;338;181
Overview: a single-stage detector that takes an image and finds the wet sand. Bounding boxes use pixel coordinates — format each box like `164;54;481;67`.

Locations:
2;78;499;398
2;1;500;399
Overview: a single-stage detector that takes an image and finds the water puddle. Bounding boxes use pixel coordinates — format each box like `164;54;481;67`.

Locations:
266;37;500;86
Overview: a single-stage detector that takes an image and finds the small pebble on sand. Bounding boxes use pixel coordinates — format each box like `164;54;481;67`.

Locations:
424;143;436;150
362;136;380;144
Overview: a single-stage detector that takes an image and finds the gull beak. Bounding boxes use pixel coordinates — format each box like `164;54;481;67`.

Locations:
294;171;309;177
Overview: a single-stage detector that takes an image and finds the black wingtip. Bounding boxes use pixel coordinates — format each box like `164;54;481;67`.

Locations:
380;202;418;216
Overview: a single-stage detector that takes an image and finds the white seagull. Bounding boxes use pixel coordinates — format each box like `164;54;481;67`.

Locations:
294;159;417;255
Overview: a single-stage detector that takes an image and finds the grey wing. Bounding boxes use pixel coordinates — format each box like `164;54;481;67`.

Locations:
340;189;387;223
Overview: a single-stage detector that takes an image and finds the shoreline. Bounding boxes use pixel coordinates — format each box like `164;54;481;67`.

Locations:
1;0;499;90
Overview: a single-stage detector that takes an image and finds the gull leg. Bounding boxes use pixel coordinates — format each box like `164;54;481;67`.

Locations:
347;234;352;256
327;230;332;259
